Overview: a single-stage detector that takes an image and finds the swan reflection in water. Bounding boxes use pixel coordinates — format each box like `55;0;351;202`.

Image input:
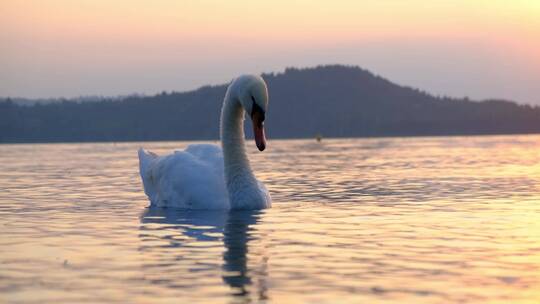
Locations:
139;208;269;301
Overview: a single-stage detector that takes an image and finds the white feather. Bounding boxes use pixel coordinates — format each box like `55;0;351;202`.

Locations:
138;75;271;210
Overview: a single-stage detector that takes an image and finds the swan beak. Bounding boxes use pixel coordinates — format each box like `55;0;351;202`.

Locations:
251;110;266;151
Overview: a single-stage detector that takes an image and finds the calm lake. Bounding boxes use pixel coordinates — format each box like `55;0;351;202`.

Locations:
1;135;539;303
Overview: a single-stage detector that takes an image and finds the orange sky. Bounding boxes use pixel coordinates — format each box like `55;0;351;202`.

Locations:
1;0;539;104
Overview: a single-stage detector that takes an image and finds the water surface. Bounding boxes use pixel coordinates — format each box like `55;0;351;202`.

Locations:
1;135;539;303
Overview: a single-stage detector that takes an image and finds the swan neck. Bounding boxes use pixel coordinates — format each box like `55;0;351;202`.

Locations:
220;90;256;196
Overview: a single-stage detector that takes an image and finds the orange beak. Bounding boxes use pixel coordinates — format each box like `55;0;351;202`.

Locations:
251;109;266;151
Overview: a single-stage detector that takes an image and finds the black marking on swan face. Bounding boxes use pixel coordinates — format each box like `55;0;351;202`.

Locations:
250;96;265;122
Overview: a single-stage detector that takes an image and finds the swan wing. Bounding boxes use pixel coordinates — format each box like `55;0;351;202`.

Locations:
138;145;229;209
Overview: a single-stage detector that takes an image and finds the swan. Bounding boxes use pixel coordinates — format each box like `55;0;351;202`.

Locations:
138;75;271;210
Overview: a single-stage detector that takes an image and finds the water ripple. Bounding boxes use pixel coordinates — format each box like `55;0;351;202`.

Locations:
1;135;540;303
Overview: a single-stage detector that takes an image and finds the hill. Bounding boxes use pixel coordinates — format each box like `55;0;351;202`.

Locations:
1;65;539;143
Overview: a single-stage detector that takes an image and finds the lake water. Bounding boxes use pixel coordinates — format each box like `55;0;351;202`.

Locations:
1;135;539;303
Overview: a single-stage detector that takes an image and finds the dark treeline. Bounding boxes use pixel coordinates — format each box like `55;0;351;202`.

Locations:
1;65;540;143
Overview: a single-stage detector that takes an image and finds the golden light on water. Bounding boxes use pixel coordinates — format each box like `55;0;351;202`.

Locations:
0;136;540;302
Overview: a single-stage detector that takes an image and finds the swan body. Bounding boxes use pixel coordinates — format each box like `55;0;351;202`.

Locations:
138;75;271;210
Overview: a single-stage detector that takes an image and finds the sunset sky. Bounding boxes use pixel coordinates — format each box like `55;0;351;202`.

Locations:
1;0;539;104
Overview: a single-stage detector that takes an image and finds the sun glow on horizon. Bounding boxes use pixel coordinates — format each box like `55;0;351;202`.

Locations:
1;0;539;103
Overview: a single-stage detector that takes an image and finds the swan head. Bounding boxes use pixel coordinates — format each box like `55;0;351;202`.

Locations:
235;75;269;151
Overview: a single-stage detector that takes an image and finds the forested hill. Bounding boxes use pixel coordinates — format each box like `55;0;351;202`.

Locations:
1;65;540;143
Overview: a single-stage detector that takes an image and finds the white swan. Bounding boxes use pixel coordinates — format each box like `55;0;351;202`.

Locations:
138;75;271;210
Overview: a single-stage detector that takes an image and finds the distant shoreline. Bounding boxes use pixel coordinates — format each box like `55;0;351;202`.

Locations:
2;65;539;144
2;131;539;145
